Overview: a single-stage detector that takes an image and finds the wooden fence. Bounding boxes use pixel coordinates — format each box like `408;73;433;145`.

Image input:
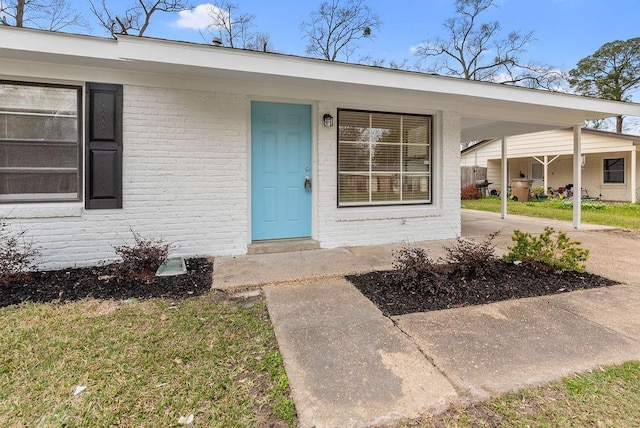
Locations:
461;166;487;188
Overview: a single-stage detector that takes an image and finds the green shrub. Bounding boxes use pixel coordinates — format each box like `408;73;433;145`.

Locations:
0;221;39;285
503;227;589;273
532;186;545;195
113;230;171;277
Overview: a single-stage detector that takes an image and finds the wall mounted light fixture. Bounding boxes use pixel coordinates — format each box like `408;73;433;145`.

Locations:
323;113;334;127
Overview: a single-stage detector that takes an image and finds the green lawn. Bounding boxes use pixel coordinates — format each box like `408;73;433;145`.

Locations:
4;276;640;427
0;296;296;427
462;197;640;230
402;360;640;427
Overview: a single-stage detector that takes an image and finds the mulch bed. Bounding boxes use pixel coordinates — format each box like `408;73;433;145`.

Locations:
347;261;619;317
0;258;212;309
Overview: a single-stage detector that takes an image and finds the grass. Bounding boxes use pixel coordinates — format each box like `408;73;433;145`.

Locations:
462;197;640;230
0;295;296;427
400;360;640;427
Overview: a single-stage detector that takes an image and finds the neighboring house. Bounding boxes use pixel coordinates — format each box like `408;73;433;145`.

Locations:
461;128;640;202
2;27;640;269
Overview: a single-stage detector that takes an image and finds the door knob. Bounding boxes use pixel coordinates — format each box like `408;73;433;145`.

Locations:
304;176;311;191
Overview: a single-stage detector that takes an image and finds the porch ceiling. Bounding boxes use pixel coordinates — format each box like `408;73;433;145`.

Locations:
2;27;640;143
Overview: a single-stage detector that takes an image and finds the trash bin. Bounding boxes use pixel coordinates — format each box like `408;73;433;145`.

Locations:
510;179;533;202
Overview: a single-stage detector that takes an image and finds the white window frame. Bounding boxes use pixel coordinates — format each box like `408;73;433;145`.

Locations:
602;157;625;185
531;162;544;180
337;109;432;207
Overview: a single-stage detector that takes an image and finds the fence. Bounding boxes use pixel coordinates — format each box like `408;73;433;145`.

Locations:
461;166;487;188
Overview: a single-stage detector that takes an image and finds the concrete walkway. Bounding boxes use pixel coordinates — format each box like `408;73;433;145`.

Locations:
212;210;640;427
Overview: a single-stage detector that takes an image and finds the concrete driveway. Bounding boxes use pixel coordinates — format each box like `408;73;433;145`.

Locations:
462;209;639;285
214;210;640;427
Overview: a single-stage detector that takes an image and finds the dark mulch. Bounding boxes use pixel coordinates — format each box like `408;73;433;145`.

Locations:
347;261;618;317
0;258;212;309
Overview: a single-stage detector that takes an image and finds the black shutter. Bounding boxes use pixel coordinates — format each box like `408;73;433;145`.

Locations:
85;83;123;209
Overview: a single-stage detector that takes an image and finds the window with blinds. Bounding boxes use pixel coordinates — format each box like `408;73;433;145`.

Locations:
0;82;81;203
337;110;432;206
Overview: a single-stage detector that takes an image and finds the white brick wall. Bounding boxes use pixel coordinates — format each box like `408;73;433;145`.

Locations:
315;106;461;248
2;85;249;269
2;85;463;270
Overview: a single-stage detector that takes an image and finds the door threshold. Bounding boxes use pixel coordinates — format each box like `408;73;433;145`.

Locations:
247;238;320;255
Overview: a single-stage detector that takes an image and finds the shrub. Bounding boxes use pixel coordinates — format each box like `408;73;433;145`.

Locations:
113;230;171;277
443;232;501;278
392;246;441;292
0;221;39;285
461;184;480;200
532;186;545;195
503;227;589;273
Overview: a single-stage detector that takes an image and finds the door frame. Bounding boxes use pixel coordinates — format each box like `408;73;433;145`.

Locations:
248;98;318;243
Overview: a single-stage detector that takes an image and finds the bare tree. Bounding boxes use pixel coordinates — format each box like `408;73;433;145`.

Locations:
301;0;381;62
359;55;411;70
90;0;190;37
200;1;272;51
414;0;561;89
0;0;86;31
245;31;273;52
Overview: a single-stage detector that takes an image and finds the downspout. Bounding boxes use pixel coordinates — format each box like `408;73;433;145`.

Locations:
573;126;582;229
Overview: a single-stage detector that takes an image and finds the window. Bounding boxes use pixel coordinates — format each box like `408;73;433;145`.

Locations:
338;110;432;206
603;158;625;184
0;81;81;202
531;162;543;180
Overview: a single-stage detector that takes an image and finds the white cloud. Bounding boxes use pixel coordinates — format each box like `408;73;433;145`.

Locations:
409;43;427;55
173;3;222;30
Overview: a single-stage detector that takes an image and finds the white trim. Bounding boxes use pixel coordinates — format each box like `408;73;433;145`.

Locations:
632;150;637;203
501;136;507;219
4;26;640;144
0;203;83;219
573;126;582;229
248;99;315;242
530;162;544;180
601;156;626;185
335;206;444;222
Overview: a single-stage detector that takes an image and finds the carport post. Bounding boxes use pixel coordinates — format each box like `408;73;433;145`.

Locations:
543;155;548;194
573;126;582;229
501;136;507;219
631;148;637;203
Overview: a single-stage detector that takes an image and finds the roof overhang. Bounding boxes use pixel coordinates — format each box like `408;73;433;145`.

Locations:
2;27;640;142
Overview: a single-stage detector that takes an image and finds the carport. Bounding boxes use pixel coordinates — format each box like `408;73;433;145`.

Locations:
458;87;640;228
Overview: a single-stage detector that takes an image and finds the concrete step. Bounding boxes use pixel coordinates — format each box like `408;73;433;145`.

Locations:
247;238;320;255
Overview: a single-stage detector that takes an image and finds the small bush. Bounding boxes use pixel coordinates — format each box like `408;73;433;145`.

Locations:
532;186;545;195
392;246;441;292
113;230;171;277
503;227;589;273
0;221;39;285
461;184;480;200
444;232;501;278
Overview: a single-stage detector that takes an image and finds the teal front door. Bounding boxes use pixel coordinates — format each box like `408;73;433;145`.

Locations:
251;101;312;240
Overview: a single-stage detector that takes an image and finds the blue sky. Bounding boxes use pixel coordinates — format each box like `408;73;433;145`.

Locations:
73;0;640;74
